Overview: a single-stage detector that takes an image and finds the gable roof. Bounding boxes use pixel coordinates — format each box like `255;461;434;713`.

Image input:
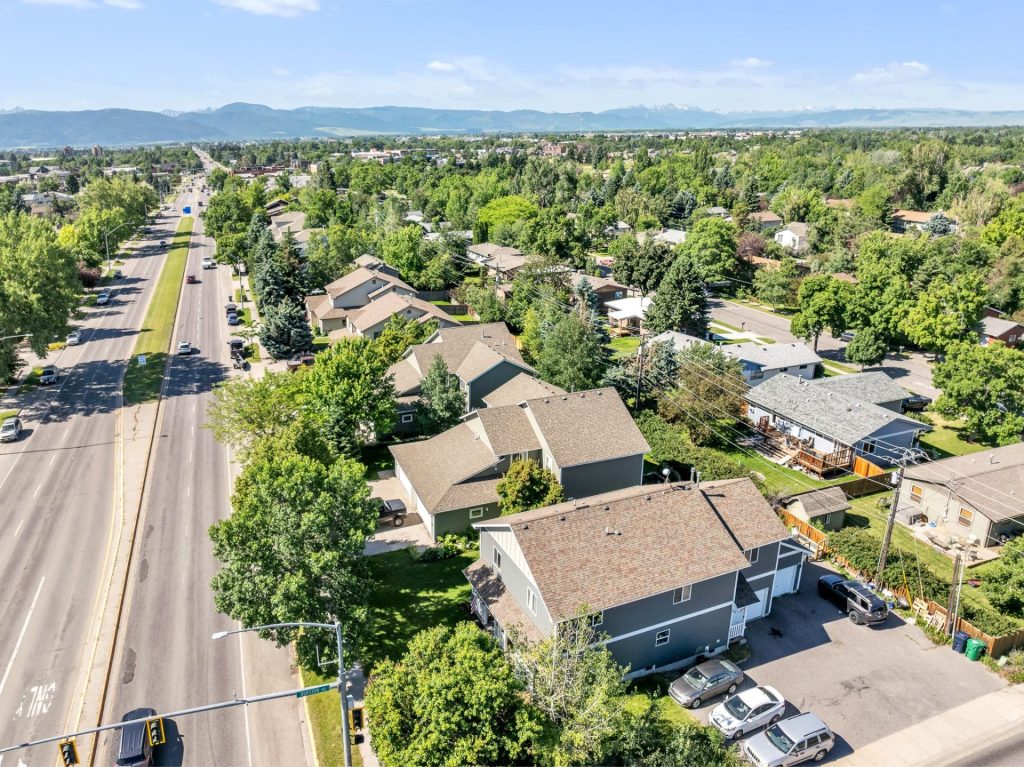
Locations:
980;315;1024;339
650;330;706;352
723;342;821;372
783;487;852;518
473;405;542;456
904;443;1024;523
482;373;566;408
810;372;909;405
477;479;785;617
468;242;524;261
323;266;415;301
745;374;925;446
524;388;650;468
749;210;783;224
780;222;808;238
347;292;457;333
606;296;651;321
573;273;628;294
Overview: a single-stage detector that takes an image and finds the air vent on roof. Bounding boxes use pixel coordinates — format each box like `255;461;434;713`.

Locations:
604;505;610;511
559;515;566;521
523;523;529;530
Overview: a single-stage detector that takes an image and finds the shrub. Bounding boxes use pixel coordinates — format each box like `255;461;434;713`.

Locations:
413;533;468;562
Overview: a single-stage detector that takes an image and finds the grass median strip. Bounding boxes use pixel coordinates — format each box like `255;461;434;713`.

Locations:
123;217;193;405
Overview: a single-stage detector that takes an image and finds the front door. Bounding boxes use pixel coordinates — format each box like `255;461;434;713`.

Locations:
729;606;746;640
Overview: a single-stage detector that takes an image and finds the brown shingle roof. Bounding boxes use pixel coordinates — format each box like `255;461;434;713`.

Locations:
524;388;650;468
323;267;415;302
481;479;777;617
347;292;458;333
474;406;542;456
465;560;543;642
482;373;566;407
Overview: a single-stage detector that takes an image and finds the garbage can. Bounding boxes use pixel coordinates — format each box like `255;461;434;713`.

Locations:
952;631;969;654
965;638;987;661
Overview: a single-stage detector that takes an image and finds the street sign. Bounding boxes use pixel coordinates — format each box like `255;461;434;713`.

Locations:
146;718;166;747
58;740;78;766
295;684;331;698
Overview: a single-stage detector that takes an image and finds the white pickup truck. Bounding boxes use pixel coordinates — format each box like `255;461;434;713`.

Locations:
201;257;215;270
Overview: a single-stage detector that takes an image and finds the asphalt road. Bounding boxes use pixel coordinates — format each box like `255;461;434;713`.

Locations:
100;178;310;767
0;195;192;765
710;298;939;398
953;729;1024;766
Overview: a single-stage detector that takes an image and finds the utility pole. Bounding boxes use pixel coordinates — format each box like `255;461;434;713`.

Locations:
633;332;646;407
875;464;906;585
945;553;963;635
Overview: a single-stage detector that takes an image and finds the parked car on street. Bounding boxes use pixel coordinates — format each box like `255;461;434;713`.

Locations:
160;239;166;246
224;302;238;317
39;365;58;385
710;685;786;740
740;712;834;766
66;330;82;346
378;499;408;526
227;312;240;326
817;574;889;625
177;341;193;355
96;291;111;306
902;394;933;413
669;659;743;709
0;416;23;442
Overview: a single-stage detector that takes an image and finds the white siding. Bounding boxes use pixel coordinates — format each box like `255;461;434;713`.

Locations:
488;527;539;586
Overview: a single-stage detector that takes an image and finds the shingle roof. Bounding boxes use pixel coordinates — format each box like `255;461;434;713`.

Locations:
980;315;1024;339
749;211;783;224
482;373;566;408
474;406;542;456
650;330;707;352
784;487;851;518
893;209;934;224
323;266;415;302
810;372;909;405
723;342;821;372
573;273;628;294
478;479;783;617
465;561;543;642
468;242;523;261
745;374;926;446
904;443;1024;523
389;423;498;513
455;343;512;382
524;388;650;468
347;292;458;333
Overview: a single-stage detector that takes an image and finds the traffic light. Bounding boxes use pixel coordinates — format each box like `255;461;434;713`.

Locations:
146;717;166;747
59;739;79;766
349;706;364;733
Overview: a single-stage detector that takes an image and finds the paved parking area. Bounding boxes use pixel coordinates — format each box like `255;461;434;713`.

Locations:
688;561;1003;759
365;472;432;555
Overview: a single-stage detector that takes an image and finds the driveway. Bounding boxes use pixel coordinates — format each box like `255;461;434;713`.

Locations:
365;472;432;554
693;562;1003;757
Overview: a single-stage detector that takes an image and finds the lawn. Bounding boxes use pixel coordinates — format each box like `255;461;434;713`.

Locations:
607;335;640;359
360;443;395;480
723;443;839;496
123;217;193;405
918;416;987;458
0;409;17;421
299;666;363;767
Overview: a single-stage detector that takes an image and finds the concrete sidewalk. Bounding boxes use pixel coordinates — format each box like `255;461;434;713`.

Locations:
838;684;1024;766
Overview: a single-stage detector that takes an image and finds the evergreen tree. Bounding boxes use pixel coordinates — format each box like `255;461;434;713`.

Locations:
537;312;606;392
259;299;314;359
416;356;466;434
245;210;270;251
669;190;697;227
644;255;709;336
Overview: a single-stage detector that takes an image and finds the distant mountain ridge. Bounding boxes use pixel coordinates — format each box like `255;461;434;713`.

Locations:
3;102;1024;148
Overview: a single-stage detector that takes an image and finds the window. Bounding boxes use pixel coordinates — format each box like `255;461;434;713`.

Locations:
862;440;877;455
751;370;764;380
400;413;414;424
780;366;789;373
527;589;536;614
1011;335;1018;343
613;291;623;299
822;513;832;527
655;629;670;647
910;485;923;504
672;585;692;604
745;548;759;565
493;548;502;569
958;507;974;528
589;611;604;627
469;507;484;519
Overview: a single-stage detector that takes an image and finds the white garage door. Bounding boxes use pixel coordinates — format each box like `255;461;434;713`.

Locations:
773;563;801;597
746;588;771;621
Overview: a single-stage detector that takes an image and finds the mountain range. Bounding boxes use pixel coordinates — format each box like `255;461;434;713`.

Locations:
4;102;1024;148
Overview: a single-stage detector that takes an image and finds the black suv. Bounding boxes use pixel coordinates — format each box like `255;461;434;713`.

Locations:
115;708;155;767
817;574;889;625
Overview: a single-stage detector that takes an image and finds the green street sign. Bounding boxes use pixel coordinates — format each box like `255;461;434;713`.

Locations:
296;684;331;698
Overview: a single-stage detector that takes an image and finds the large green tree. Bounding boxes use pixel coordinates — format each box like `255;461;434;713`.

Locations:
206;371;305;457
416;355;465;434
982;537;1024;617
365;624;544;767
644;254;709;337
209;437;377;667
933;342;1024;445
496;458;565;516
844;326;888;369
752;257;800;308
901;272;987;355
259;299;314;360
536;312;607;392
657;342;746;445
790;275;852;351
675;216;739;282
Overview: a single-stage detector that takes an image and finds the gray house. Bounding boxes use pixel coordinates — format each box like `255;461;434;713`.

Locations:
745;373;929;472
391;388;650;540
389;323;537;430
808;372;911;412
465;478;804;676
649;333;821;385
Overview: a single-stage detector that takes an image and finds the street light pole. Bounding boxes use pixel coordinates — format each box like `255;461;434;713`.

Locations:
103;222;132;278
212;620;353;767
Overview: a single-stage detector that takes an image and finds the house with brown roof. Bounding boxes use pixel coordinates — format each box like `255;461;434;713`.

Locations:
781;487;850;532
572;273;632;308
304;263;418;335
389;323;537;429
391;388;650;539
748;211;783;230
465;478;804;674
892;209;959;234
343;291;460;339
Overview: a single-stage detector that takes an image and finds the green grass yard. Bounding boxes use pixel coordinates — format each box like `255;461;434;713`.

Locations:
122;217;193;405
919;417;987;459
607;335;641;359
299;667;363;767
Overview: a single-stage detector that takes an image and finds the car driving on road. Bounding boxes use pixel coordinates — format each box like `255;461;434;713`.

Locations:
115;708;156;766
668;658;743;709
817;574;889;625
66;329;82;346
177;341;193;355
0;416;23;442
710;685;786;740
202;257;215;269
39;365;58;385
96;291;111;306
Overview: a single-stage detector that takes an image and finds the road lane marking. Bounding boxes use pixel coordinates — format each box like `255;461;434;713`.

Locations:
49;453;57;466
33;484;41;498
13;518;24;537
0;577;45;698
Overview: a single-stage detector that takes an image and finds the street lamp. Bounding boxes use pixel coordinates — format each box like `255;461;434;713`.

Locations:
0;334;32;343
212;621;353;767
103;222;133;278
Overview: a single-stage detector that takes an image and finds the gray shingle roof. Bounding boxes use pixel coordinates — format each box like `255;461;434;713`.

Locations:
904;443;1024;523
980;315;1024;339
809;372;909;405
723;342;821;372
476;479;785;618
745;374;925;446
783;487;851;518
474;406;542;456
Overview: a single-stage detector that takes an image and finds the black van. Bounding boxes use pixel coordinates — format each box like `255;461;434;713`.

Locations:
116;708;155;767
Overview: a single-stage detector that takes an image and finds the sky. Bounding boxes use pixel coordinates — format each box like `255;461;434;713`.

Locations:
2;0;1024;114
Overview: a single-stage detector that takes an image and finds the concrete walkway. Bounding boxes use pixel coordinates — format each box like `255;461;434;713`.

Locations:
839;684;1024;766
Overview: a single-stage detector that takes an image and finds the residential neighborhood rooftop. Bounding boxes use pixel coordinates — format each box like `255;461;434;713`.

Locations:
810;372;910;405
724;341;822;371
904;443;1024;522
783;487;852;518
482;372;566;407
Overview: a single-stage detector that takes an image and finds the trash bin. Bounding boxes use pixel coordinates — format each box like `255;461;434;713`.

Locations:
952;631;969;654
965;638;987;661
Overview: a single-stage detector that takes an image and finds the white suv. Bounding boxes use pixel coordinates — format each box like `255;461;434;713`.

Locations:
202;257;215;270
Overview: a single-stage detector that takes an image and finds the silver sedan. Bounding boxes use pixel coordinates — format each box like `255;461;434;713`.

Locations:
668;658;744;709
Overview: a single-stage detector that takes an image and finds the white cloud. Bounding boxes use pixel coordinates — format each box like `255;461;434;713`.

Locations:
214;0;318;17
730;57;773;68
852;61;930;84
427;60;456;72
22;0;96;8
272;67;291;77
104;0;142;7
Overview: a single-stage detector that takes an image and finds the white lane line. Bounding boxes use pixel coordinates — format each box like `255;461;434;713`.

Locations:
49;453;57;467
13;519;24;537
33;484;41;498
0;577;45;697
